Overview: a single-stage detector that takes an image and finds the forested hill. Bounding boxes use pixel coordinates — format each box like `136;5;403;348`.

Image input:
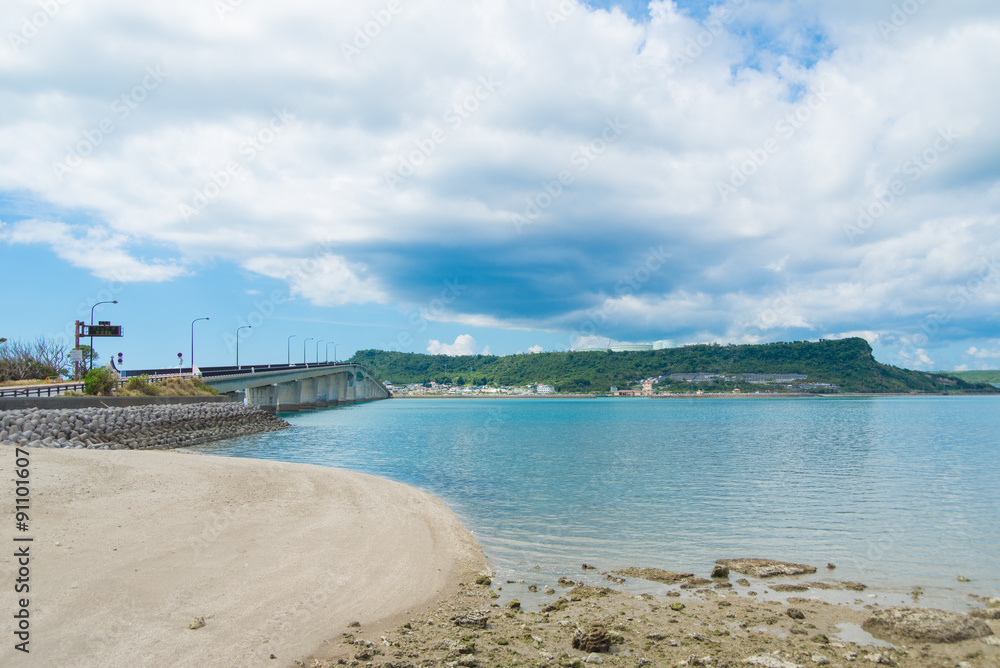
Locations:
349;338;999;394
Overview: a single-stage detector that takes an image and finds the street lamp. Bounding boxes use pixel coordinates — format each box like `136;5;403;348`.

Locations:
191;317;210;375
236;325;251;368
303;337;313;367
325;341;336;363
287;335;296;366
333;343;338;363
89;300;118;371
316;339;324;365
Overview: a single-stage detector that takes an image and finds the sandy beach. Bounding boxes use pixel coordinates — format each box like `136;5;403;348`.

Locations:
0;447;486;667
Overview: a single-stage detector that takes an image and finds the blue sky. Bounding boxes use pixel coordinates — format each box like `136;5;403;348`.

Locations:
1;0;999;372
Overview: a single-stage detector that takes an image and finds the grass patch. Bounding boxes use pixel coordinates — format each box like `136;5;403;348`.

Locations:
0;379;57;388
150;377;218;396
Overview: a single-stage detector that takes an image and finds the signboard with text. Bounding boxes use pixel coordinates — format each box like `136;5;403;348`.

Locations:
84;324;123;337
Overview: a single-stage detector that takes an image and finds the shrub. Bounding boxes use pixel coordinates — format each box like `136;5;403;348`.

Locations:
84;368;117;396
122;375;160;396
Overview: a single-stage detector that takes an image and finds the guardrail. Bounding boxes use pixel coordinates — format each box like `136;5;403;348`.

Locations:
120;361;351;380
0;382;86;398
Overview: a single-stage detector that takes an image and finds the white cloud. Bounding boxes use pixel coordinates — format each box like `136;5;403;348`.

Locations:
526;344;544;353
899;347;935;369
242;254;388;307
964;343;1000;359
0;219;185;282
427;334;480;356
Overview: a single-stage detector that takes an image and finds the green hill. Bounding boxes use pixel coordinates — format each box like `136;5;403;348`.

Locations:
349;338;999;394
944;370;1000;384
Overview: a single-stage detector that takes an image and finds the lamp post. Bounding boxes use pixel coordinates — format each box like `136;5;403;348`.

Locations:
333;343;338;363
191;317;209;375
325;341;336;363
303;337;313;367
236;325;251;368
316;339;324;365
287;335;296;366
89;300;118;372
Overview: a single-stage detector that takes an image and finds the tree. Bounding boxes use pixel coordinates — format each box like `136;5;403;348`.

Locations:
0;337;69;382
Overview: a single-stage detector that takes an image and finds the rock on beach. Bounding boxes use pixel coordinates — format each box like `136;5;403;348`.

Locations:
0;402;289;450
862;606;995;643
716;558;818;578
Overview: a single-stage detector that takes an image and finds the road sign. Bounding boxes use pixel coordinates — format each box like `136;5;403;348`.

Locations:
85;324;123;337
69;349;84;363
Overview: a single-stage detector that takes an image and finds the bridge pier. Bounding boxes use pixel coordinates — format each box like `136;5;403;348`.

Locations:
347;372;357;404
247;384;279;413
336;373;347;404
315;375;331;408
276;380;301;413
300;377;317;410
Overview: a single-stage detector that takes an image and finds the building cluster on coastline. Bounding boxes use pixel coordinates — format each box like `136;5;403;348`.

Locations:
384;381;556;396
384;372;838;397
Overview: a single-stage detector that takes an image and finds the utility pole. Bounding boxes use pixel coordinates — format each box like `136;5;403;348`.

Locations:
74;321;82;381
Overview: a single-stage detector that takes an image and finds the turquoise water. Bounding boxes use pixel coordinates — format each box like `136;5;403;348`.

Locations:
190;397;1000;609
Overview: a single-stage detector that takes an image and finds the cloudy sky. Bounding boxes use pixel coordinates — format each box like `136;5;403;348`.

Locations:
1;0;998;371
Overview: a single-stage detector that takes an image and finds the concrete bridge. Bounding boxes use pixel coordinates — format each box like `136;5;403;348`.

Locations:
122;362;391;413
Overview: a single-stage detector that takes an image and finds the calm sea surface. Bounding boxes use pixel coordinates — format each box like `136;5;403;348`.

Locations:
190;396;1000;610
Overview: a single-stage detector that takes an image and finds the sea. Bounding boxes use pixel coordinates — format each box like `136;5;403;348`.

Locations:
189;396;1000;612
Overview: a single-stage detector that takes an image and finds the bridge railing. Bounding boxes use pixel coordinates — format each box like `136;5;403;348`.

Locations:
120;361;390;396
0;382;86;398
121;361;349;380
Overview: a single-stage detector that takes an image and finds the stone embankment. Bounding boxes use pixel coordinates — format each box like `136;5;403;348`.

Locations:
0;402;289;450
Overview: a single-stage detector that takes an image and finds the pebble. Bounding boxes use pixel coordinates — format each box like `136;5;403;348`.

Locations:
585;653;604;664
864;653;892;665
0;404;289;450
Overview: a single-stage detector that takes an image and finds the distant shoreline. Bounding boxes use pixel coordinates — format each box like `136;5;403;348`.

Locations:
389;392;996;399
392;392;995;401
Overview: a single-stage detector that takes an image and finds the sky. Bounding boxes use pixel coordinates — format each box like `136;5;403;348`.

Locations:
1;0;999;372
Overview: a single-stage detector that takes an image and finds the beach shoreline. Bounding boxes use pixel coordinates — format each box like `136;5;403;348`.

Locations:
0;446;488;667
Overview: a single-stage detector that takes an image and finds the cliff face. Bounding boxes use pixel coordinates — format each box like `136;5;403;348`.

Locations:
350;338;1000;394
